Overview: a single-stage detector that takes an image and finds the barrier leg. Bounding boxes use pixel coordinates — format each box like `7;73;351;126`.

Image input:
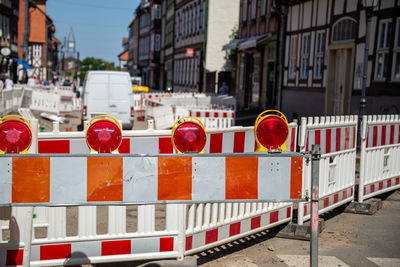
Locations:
310;145;320;267
166;204;186;260
10;207;33;267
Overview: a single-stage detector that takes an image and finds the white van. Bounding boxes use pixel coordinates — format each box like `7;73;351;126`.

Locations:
82;71;134;129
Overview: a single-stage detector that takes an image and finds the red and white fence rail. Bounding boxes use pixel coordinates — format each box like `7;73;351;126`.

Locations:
297;115;358;224
358;115;400;203
36;122;298;155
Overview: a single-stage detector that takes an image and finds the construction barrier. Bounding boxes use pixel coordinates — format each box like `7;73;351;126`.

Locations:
358;115;400;202
0;152;306;266
297;115;358;224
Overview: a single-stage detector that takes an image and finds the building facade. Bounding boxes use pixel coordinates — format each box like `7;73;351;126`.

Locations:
135;0;162;88
161;0;175;90
174;0;239;93
0;0;19;81
127;17;139;77
227;0;278;114
282;0;400;120
118;37;129;71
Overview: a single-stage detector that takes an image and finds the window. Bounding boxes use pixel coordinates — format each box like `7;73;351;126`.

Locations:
192;8;196;34
314;32;325;79
260;0;266;16
332;18;357;43
155;34;160;51
288;36;298;79
196;5;200;32
251;0;257;20
300;34;310;79
392;18;400;81
0;15;3;37
242;0;248;22
375;20;392;80
176;14;180;37
152;5;161;19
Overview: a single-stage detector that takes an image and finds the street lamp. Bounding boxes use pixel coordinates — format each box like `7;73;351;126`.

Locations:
359;0;379;118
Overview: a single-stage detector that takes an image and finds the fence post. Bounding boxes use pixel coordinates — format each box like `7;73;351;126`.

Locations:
310;144;320;267
298;117;307;225
358;115;368;203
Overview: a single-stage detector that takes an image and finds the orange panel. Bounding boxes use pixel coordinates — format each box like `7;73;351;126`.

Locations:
87;157;123;202
158;157;192;200
12;157;50;203
225;157;258;200
290;157;303;199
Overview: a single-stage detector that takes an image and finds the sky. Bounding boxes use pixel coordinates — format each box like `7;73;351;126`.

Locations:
47;0;141;65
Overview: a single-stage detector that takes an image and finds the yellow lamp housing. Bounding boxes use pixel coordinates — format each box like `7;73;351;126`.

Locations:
0;115;33;154
85;115;123;154
171;117;207;154
254;110;289;152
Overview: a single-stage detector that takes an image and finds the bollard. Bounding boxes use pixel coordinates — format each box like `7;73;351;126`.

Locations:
310;144;320;267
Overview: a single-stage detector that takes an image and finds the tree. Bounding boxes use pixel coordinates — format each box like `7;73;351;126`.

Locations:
79;57;117;81
223;24;239;71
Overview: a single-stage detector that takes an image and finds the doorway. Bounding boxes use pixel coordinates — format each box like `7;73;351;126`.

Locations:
326;46;354;115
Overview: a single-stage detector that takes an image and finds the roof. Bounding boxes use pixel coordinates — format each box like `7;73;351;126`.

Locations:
118;50;129;60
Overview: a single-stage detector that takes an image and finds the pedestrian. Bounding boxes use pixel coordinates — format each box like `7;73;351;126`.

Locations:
219;82;229;95
0;78;3;90
5;76;13;89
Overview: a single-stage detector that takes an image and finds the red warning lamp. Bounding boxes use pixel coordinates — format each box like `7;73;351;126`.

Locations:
172;117;207;153
254;110;289;151
86;115;122;153
0;115;33;154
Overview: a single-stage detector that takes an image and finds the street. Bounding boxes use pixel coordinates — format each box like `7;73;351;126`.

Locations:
197;191;400;267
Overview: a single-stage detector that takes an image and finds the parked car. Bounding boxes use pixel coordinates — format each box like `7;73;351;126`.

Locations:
82;71;134;129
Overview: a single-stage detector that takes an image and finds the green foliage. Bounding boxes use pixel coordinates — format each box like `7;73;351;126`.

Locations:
224;24;239;71
79;57;116;81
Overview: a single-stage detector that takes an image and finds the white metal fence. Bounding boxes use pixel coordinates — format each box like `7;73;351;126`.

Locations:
358;115;400;202
297;116;358;224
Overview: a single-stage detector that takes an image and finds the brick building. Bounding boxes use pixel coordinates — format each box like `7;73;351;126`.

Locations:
0;0;19;81
18;0;59;81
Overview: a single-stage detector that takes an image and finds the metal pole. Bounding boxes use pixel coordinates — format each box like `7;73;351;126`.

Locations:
310;144;320;267
359;8;371;147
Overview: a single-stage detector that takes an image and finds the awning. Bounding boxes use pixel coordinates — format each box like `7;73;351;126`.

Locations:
12;57;33;69
222;38;246;51
238;33;272;50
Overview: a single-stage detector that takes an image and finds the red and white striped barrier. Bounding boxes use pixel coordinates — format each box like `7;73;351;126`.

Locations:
358;114;400;202
36;124;298;154
298;115;357;224
185;204;292;255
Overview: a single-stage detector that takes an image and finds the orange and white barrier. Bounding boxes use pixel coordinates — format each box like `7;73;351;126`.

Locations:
0;154;304;206
358;114;400;202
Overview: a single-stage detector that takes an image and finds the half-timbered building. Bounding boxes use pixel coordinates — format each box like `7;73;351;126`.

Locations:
282;0;400;120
